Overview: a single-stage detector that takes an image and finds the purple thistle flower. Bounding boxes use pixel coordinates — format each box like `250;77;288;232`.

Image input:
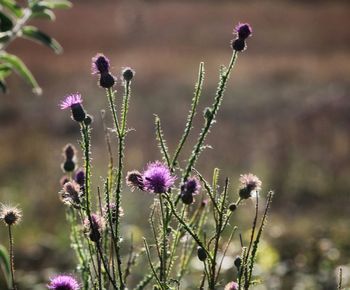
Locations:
234;22;252;40
143;161;176;194
47;275;80;290
60;93;83;110
224;281;238;290
60;93;86;122
91;53;110;75
74;169;85;188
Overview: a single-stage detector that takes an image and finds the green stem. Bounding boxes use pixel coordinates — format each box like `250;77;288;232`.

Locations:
183;51;238;181
171;62;205;171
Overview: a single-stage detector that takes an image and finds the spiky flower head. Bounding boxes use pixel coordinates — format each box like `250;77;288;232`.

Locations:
47;274;80;290
122;67;135;82
238;173;262;199
180;176;201;205
74;169;85;188
60;181;81;206
143;161;176;194
224;281;239;290
126;170;144;191
234;23;252;40
63;144;76;161
60;93;83;110
84;213;105;242
91;53;110;75
0;205;22;226
60;93;86;122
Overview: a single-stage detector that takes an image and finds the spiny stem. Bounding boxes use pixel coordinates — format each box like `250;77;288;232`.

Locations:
171;62;205;171
183;51;238;181
8;225;16;290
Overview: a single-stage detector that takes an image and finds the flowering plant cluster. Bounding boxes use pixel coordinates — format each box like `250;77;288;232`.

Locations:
0;22;282;290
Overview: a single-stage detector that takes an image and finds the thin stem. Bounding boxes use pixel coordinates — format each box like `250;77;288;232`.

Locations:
171;62;205;171
0;8;31;51
106;88;120;136
159;194;168;285
143;238;163;290
8;225;16;290
183;51;238;181
163;194;212;262
96;242;119;290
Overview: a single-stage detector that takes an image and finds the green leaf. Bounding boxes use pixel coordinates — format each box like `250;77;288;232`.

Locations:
0;244;10;286
37;0;72;9
0;31;11;42
0;52;42;95
0;0;23;18
21;25;62;54
0;11;14;31
31;9;55;21
0;63;12;79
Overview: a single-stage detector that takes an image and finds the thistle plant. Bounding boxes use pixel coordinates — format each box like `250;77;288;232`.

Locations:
48;21;276;290
0;21;279;290
0;0;72;94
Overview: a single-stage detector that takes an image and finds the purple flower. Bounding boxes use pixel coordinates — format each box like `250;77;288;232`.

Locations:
224;281;238;290
143;161;176;193
47;275;80;290
234;22;252;40
91;53;110;75
74;169;85;188
60;93;86;122
60;93;83;110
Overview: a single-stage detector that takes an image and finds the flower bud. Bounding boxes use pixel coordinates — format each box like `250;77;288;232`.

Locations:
99;73;115;89
234;256;242;270
122;67;135;81
197;247;207;261
231;38;246;52
229;203;237;212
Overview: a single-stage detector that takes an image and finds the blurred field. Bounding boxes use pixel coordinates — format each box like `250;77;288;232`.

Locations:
0;0;350;289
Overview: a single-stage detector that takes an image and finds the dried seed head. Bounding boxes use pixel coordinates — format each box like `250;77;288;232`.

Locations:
0;205;22;226
84;213;105;243
126;170;144;191
61;181;82;206
238;173;262;199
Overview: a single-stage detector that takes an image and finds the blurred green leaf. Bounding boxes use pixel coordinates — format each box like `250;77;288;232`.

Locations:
31;9;55;21
0;11;14;31
21;25;62;54
0;31;11;42
0;52;42;95
37;0;72;9
0;244;10;287
0;0;23;18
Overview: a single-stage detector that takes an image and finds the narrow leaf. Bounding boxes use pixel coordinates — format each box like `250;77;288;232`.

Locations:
21;25;62;54
0;244;10;286
37;0;72;9
0;52;42;94
0;0;23;17
31;9;55;21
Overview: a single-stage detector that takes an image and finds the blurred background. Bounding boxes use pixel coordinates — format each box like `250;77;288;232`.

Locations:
0;0;350;289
